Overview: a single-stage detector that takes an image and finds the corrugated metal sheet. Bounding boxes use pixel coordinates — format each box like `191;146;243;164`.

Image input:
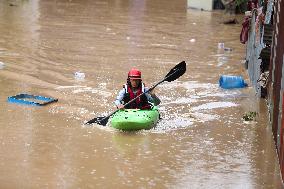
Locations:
246;9;264;97
245;0;275;98
265;0;274;24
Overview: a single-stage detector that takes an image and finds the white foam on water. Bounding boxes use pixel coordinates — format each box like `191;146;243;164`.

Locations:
57;85;87;89
190;112;220;122
56;85;112;97
162;97;198;105
192;101;239;111
183;82;218;90
153;117;194;132
162;81;218;90
150;43;178;48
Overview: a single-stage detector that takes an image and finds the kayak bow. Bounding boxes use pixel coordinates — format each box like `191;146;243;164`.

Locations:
110;106;159;131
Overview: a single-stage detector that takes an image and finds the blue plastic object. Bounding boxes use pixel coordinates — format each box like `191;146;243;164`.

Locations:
219;75;247;89
8;94;58;106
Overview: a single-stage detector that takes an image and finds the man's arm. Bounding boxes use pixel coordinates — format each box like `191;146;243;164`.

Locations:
145;88;161;106
114;89;126;108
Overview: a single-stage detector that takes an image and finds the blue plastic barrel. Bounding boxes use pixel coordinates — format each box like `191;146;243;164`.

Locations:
219;75;247;89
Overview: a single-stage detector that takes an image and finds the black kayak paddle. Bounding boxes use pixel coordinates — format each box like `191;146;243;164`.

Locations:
85;61;187;126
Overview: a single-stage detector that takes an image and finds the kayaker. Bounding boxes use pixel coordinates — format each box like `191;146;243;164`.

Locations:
115;68;161;110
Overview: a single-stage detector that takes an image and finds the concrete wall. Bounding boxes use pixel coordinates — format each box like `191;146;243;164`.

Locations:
187;0;213;11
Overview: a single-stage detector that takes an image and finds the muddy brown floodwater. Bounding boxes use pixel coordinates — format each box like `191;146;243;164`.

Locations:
0;0;283;188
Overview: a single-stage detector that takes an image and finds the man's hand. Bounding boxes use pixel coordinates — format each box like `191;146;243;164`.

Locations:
117;104;125;109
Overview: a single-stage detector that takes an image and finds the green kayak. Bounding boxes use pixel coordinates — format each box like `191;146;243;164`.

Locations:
110;106;160;131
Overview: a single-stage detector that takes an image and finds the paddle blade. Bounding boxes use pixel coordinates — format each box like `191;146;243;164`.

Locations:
165;61;186;82
85;116;109;126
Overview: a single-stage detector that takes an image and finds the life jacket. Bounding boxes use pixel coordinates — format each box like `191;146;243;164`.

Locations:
122;83;152;110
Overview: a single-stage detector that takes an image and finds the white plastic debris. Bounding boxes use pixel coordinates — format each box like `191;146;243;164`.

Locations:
218;43;225;49
0;61;5;69
74;71;85;80
189;39;196;43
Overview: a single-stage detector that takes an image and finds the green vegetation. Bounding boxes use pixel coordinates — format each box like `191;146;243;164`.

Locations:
235;0;248;13
235;0;248;6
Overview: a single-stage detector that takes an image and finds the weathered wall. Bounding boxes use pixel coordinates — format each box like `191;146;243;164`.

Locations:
264;0;284;181
267;0;284;145
268;0;284;179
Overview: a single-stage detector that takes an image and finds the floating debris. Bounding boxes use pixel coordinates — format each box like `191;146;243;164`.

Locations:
224;47;233;51
242;111;257;121
218;42;225;49
7;94;58;106
74;71;85;80
0;61;4;69
219;75;248;89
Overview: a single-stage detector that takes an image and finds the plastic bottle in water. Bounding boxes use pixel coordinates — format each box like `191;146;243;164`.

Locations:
218;43;225;49
74;71;85;80
219;75;248;89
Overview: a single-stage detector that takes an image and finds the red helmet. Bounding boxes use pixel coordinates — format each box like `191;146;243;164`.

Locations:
128;68;141;80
